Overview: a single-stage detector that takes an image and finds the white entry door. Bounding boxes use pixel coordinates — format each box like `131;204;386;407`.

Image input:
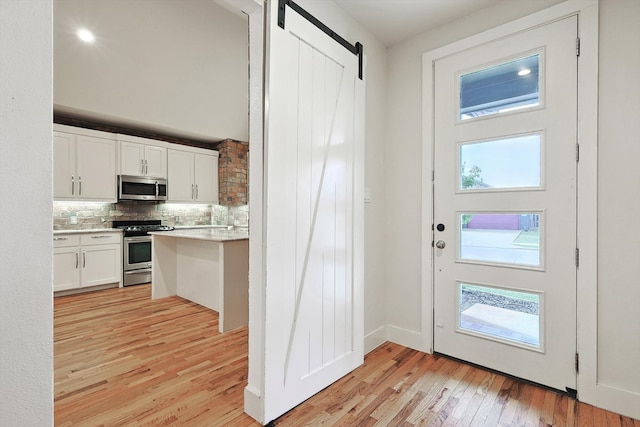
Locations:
433;16;578;391
262;5;365;423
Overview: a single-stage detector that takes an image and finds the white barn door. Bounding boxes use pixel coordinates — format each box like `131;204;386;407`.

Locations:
262;2;365;423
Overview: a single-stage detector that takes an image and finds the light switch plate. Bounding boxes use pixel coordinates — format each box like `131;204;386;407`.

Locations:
364;187;372;204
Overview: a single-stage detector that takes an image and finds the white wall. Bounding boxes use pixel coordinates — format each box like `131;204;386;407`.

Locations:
596;0;640;401
0;0;53;425
54;0;248;142
384;0;566;349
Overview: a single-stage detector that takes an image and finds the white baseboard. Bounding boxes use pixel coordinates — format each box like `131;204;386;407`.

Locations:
387;325;424;352
243;385;263;424
365;325;426;354
586;384;640;421
364;326;387;354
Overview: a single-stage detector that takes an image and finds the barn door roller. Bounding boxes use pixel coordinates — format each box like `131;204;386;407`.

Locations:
278;0;364;80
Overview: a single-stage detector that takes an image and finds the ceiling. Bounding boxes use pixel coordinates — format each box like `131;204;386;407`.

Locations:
331;0;507;46
215;0;566;47
55;0;566;142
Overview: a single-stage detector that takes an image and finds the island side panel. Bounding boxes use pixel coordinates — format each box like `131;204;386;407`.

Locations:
152;234;177;299
176;239;220;312
219;239;249;332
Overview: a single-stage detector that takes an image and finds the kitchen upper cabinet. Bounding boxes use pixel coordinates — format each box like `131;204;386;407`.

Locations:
168;148;219;204
119;136;167;179
53;132;75;199
194;153;218;202
53;232;122;292
167;149;194;202
53;126;116;202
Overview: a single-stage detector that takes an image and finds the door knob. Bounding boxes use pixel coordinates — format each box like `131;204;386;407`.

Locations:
435;240;446;249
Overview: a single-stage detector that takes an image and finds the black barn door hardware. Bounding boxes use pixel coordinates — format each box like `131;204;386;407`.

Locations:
278;0;364;80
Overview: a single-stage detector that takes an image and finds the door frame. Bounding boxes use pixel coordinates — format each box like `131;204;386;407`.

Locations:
216;0;265;422
421;0;598;402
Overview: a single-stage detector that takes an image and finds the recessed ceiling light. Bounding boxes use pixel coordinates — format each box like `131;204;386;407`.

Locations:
518;69;531;76
76;28;95;43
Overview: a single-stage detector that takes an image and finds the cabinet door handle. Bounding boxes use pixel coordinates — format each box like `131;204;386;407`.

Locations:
195;184;198;200
75;251;79;268
71;175;74;195
53;237;68;241
90;235;110;239
83;251;86;268
145;159;148;175
78;176;82;195
141;159;144;174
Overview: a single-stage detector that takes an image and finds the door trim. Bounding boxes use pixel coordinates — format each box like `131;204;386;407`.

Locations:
421;0;597;404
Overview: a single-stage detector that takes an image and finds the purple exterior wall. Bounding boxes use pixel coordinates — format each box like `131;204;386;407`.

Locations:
467;214;520;230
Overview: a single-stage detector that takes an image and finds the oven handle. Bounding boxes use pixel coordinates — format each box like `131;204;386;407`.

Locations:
124;236;153;242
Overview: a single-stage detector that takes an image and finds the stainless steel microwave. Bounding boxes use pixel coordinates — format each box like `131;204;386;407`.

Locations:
118;175;167;201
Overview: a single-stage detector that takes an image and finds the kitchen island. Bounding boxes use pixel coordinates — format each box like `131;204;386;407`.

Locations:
150;228;249;333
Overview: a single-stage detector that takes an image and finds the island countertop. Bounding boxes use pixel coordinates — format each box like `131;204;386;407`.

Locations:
149;228;249;242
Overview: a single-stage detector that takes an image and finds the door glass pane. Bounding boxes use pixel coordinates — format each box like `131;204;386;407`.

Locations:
459;134;541;190
459;283;541;348
460;54;540;120
460;213;540;267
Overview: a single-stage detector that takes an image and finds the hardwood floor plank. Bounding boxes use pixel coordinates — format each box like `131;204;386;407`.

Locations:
511;383;536;426
522;382;546;425
468;373;506;426
553;394;570;426
482;377;515;426
454;370;496;426
437;368;476;426
540;387;560;426
567;394;578;426
54;286;639;426
622;414;638;427
405;359;470;424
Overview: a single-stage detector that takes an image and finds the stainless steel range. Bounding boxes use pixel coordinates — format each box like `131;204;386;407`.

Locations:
113;220;174;286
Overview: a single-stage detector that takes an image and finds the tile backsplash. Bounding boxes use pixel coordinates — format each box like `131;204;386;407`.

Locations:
53;201;249;230
229;204;249;227
54;202;212;230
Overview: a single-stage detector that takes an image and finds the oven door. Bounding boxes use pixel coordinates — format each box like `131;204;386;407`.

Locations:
123;236;152;271
123;236;152;286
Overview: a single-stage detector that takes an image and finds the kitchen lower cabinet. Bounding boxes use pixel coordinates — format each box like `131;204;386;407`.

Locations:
53;245;81;291
168;148;219;204
53;232;122;293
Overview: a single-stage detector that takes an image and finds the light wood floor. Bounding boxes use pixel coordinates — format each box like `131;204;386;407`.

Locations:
55;285;638;426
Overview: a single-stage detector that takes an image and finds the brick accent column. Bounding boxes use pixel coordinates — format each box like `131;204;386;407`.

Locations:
217;139;248;206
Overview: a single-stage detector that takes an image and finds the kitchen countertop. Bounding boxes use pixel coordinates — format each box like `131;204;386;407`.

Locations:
149;228;249;242
173;225;229;230
53;228;122;235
